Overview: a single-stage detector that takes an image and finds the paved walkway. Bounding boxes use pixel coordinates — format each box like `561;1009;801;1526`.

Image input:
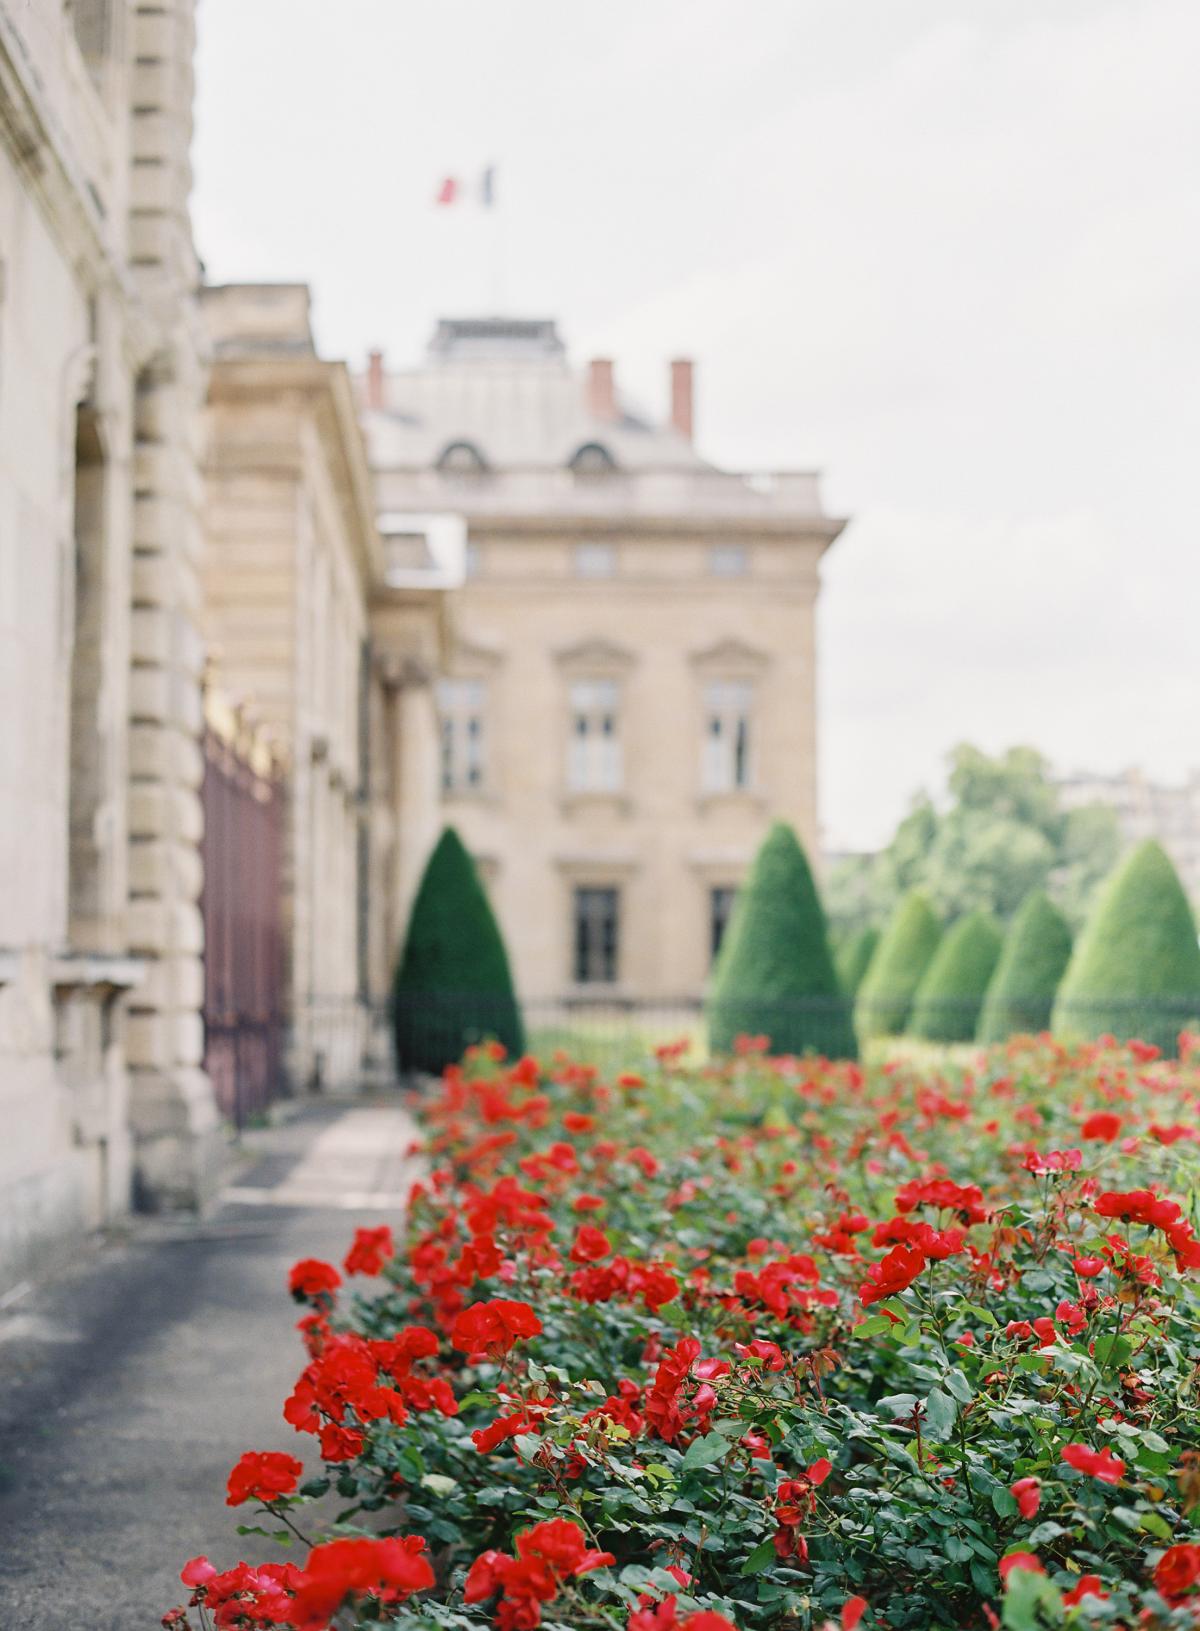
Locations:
0;1101;421;1630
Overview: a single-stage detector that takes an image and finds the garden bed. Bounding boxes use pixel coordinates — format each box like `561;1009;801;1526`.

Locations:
172;1032;1200;1631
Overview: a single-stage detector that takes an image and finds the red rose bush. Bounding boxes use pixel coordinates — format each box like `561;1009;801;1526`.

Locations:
167;1031;1200;1631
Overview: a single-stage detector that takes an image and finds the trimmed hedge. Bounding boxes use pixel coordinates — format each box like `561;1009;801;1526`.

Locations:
391;826;525;1075
977;889;1072;1043
1052;839;1200;1056
908;908;1002;1042
836;925;880;998
708;822;855;1058
854;890;941;1039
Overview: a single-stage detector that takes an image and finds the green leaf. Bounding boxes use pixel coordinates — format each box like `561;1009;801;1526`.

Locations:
1093;1333;1133;1370
741;1538;778;1575
877;1393;920;1419
853;1316;895;1339
1002;1567;1063;1631
924;1388;958;1441
680;1432;735;1472
1140;1511;1174;1541
944;1368;974;1405
421;1474;458;1497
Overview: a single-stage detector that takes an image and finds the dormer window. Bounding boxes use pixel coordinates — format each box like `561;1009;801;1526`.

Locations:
437;441;488;477
569;442;617;476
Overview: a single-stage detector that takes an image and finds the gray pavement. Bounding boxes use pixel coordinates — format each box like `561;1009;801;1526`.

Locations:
0;1100;421;1630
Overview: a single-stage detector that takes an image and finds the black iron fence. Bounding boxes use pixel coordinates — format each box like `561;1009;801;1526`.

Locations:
290;991;1200;1087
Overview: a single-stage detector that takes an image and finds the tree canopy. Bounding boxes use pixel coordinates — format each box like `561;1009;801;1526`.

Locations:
977;890;1073;1043
826;744;1122;938
708;822;855;1058
391;826;525;1074
854;890;941;1039
1052;840;1200;1056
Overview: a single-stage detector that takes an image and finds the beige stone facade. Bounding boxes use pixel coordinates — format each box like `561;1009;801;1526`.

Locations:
0;0;215;1286
360;319;845;1004
201;285;449;1089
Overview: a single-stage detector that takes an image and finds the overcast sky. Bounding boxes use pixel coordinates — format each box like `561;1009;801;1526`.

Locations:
193;1;1200;851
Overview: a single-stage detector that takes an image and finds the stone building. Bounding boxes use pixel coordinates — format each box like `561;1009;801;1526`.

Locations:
358;318;846;1005
200;284;451;1090
0;0;215;1286
1058;768;1200;904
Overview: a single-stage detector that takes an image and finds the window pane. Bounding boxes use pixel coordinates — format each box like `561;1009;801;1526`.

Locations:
701;679;753;793
438;678;487;793
710;886;738;963
573;887;619;983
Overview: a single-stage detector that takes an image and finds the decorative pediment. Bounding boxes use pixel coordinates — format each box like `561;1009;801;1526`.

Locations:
688;637;769;675
553;637;637;674
451;636;505;673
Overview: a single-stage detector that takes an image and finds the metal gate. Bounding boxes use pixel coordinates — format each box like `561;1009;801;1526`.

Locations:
200;725;285;1127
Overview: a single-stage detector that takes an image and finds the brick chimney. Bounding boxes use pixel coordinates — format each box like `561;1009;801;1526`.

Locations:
670;358;694;442
366;348;385;410
587;358;617;421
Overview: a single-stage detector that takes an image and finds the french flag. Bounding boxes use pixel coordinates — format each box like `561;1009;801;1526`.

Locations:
436;166;497;207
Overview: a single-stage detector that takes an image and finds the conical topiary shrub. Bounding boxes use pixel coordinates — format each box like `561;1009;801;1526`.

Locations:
708;822;855;1058
1052;840;1200;1056
908;908;1003;1043
836;925;880;998
391;826;525;1074
854;891;941;1039
977;890;1072;1043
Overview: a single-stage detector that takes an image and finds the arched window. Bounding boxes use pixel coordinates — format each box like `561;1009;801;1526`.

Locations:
436;441;489;476
568;442;617;476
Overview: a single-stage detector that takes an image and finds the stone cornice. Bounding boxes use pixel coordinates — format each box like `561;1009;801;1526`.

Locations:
0;8;139;319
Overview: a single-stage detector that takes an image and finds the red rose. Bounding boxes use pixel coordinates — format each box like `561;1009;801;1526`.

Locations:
1080;1111;1123;1142
343;1225;394;1277
1010;1476;1040;1519
570;1225;612;1263
999;1553;1044;1585
225;1450;304;1507
842;1597;869;1631
1062;1575;1108;1606
859;1244;927;1306
450;1298;542;1357
289;1258;342;1301
1155;1543;1200;1602
1061;1443;1125;1484
289;1536;433;1627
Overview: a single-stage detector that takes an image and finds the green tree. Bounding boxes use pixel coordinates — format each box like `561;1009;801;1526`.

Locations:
855;890;941;1039
391;826;525;1074
836;925;880;997
1052;839;1200;1056
825;744;1125;940
908;909;1003;1042
708;823;854;1058
977;890;1073;1043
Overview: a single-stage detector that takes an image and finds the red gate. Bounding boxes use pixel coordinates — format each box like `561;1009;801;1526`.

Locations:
200;724;285;1126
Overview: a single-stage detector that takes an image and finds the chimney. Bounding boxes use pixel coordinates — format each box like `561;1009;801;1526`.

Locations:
587;357;617;421
670;358;694;442
366;348;385;410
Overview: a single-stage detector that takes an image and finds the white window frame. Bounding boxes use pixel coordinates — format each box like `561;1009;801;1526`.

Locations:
701;679;754;793
567;678;622;793
438;678;487;794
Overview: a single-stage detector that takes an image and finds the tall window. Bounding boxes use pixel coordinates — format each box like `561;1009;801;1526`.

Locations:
710;886;738;963
438;678;486;793
702;680;753;793
567;679;621;792
574;887;619;984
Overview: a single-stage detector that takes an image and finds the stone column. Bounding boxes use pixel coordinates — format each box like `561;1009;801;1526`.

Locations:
391;661;442;946
123;0;220;1206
